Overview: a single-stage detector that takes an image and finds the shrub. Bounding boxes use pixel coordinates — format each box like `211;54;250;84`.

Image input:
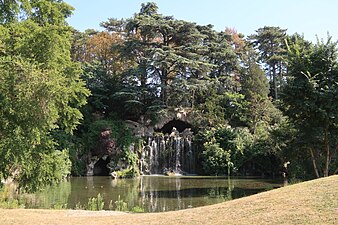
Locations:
87;193;105;211
131;206;145;213
115;195;128;211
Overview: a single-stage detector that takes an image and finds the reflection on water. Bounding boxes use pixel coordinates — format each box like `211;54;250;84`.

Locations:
28;176;281;212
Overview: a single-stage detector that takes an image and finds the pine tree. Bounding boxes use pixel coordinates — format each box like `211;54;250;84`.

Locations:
249;26;287;100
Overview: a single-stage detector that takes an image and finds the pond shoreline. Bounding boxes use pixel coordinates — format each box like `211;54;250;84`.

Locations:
22;176;283;212
1;175;337;225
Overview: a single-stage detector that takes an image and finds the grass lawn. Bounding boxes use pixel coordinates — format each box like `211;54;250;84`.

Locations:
0;175;337;225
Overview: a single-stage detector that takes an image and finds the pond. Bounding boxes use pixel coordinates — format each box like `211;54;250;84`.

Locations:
25;176;282;212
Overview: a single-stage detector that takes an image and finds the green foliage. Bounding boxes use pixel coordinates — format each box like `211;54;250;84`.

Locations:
87;193;105;211
79;119;139;177
249;26;288;99
202;142;231;175
52;130;87;176
0;57;74;190
0;197;24;209
282;36;338;177
197;123;286;177
75;202;84;210
52;203;68;210
95;2;240;123
193;79;247;127
122;149;140;177
240;60;278;135
18;149;71;192
131;206;145;213
0;178;72;209
0;0;74;26
29;179;71;209
108;200;114;210
0;3;89;191
84;119;134;152
114;195;128;211
0;186;24;209
199;126;248;175
2;1;335;184
114;168;136;179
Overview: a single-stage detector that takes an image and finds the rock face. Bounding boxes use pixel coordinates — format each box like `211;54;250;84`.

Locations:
86;107;198;176
125;107;196;136
154;107;195;132
125;118;154;138
86;156;99;176
86;129;120;176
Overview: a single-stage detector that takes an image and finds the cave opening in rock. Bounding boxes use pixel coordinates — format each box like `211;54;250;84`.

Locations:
93;157;111;176
157;119;193;134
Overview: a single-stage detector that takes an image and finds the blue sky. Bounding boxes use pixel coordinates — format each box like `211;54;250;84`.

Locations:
66;0;338;42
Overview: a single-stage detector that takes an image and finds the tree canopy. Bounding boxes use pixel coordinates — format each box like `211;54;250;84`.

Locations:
0;2;337;193
0;0;89;191
282;37;338;177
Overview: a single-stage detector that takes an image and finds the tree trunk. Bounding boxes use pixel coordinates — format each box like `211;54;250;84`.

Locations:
309;148;320;178
323;128;330;177
279;62;283;87
334;145;338;174
140;63;147;88
334;167;338;175
273;64;278;100
140;62;148;106
160;69;168;105
191;89;195;108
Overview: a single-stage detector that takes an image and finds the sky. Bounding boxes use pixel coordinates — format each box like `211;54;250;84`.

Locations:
65;0;338;42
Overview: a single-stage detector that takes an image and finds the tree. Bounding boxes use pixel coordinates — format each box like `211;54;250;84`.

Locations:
240;45;282;137
242;63;270;134
97;2;239;123
0;57;80;191
0;0;29;23
282;37;338;177
122;3;213;105
249;26;287;100
0;0;73;26
0;1;89;191
72;30;130;77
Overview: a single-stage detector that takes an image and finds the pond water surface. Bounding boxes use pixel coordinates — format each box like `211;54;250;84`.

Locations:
27;176;282;212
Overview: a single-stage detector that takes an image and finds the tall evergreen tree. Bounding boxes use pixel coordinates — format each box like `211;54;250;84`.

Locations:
241;60;270;135
249;26;287;100
98;2;239;122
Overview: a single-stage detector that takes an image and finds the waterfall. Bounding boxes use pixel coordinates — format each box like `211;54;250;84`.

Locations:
148;137;153;174
174;136;181;173
141;127;195;175
151;138;159;174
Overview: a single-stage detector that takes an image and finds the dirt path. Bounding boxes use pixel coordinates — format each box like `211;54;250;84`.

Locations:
1;175;337;225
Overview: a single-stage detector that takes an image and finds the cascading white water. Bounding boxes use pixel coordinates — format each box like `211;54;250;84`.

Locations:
140;127;195;175
151;138;159;174
175;136;181;172
148;137;153;173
